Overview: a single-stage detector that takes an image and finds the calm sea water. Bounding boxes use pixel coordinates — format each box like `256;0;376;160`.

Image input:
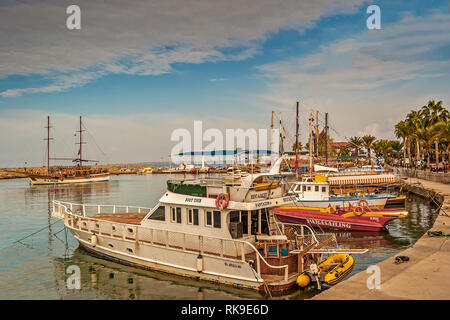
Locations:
0;174;439;300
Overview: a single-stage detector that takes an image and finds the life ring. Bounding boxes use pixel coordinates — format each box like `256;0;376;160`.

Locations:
216;193;230;210
354;205;364;216
358;199;369;209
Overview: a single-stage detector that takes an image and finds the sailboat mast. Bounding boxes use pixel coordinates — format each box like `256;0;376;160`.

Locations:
295;101;299;177
309;112;313;174
47;116;50;173
80;116;82;167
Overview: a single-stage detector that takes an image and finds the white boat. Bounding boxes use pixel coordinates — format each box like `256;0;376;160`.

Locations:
287;177;396;209
52;157;367;294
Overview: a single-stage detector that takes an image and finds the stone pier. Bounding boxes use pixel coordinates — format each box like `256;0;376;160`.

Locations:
313;178;450;300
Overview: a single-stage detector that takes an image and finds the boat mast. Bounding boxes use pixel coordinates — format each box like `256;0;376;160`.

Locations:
295;101;299;177
309;112;313;174
325;112;329;165
315;110;319;160
76;116;86;168
45;116;53;173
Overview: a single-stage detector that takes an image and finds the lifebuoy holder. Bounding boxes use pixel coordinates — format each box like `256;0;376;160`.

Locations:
216;193;230;210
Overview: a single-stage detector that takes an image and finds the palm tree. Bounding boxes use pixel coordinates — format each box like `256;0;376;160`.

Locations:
431;120;450;162
420;100;449;165
416;126;435;168
389;140;403;162
361;135;376;161
406;109;422;167
348;136;363;157
394;120;410;166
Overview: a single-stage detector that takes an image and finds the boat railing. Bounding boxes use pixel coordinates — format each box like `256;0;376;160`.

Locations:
52;200;153;219
277;222;338;250
52;200;290;281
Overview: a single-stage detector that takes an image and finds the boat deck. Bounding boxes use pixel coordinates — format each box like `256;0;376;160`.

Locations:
89;212;147;225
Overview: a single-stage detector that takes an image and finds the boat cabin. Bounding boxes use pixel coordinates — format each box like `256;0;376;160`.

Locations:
288;177;330;201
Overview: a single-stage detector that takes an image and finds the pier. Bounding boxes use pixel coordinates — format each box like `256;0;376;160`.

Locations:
312;178;450;299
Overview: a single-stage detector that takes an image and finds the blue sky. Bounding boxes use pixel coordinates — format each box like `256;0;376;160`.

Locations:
0;0;449;167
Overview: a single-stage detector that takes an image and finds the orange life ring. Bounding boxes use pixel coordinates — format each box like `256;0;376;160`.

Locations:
354;206;364;216
358;199;369;209
216;193;230;210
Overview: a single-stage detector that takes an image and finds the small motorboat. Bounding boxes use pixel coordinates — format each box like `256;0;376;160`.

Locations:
296;253;355;288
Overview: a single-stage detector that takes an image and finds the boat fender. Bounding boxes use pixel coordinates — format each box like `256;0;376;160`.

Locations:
197;254;203;273
296;273;311;288
91;234;97;247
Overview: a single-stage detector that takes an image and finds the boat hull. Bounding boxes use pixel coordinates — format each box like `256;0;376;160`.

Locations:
68;226;297;294
274;208;399;232
29;173;110;185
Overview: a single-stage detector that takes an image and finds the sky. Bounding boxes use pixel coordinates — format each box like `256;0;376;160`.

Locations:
0;0;449;167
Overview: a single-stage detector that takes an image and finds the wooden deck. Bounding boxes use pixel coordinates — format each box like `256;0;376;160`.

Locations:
89;212;147;225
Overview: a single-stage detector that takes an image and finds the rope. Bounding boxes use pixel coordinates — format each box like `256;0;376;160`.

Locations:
427;231;450;237
0;219;62;251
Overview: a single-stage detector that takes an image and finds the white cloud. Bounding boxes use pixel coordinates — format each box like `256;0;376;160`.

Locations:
256;11;450;140
0;0;365;97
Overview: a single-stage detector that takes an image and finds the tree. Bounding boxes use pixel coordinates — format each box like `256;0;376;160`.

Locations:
406;109;423;167
348;136;363;156
394;120;411;166
431;120;450;162
420;100;449;165
361;135;376;160
389;140;403;162
338;147;351;157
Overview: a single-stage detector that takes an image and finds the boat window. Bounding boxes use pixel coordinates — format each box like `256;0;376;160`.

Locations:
176;207;182;224
251;210;259;235
206;211;212;226
315;186;319;192
148;206;165;221
241;211;248;235
171;207;176;222
307;186;311;191
302;185;306;192
188;209;193;224
193;209;199;226
322;187;327;193
213;210;221;229
229;211;239;223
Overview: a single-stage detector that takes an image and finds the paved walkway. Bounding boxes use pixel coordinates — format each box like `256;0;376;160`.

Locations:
313;178;450;300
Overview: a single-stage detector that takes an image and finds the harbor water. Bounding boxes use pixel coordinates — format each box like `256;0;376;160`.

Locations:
0;174;440;299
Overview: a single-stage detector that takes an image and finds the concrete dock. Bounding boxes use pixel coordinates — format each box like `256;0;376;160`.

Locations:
313;178;450;300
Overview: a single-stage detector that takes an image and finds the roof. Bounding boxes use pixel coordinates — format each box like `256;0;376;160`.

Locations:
330;142;352;149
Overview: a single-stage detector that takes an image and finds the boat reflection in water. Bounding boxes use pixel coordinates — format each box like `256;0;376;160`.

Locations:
52;246;323;300
327;231;395;249
52;247;266;300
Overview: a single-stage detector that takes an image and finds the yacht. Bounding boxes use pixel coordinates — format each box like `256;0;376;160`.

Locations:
51;158;366;294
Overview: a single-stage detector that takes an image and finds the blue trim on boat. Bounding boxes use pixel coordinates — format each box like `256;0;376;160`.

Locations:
79;243;137;266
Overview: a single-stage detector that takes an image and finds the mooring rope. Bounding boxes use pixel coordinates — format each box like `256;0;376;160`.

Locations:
0;218;63;252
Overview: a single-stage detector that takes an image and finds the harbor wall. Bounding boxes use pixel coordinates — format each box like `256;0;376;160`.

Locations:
312;178;450;300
